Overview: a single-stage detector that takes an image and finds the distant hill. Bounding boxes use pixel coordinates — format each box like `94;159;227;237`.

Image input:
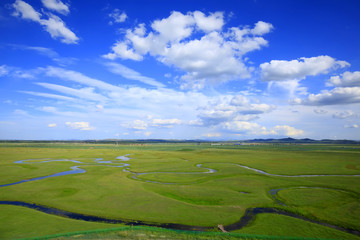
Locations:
243;138;359;144
0;138;359;144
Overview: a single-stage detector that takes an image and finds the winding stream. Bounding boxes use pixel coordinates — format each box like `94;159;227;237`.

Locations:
1;155;360;236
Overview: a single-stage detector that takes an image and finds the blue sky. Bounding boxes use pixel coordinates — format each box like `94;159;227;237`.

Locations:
1;0;360;140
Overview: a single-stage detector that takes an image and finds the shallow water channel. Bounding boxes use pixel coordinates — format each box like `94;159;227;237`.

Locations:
1;155;359;236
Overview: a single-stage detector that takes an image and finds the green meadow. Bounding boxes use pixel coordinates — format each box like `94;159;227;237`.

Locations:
0;143;359;240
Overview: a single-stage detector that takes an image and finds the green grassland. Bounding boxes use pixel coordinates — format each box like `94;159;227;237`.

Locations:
0;143;359;239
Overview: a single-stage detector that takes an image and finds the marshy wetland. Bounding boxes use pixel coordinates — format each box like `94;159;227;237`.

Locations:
0;142;359;239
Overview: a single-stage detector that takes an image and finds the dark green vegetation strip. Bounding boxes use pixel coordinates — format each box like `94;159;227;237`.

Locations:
17;225;335;240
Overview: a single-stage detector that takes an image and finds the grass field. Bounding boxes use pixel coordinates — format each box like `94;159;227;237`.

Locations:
0;143;359;239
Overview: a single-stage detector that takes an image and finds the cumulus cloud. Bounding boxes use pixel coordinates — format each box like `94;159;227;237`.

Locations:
260;56;349;82
223;121;303;137
273;125;304;137
103;11;273;89
48;123;57;127
108;9;127;24
123;120;148;130
65;121;95;130
327;71;360;87
41;0;69;15
198;95;274;126
12;0;78;44
151;118;182;128
292;87;360;106
12;0;41;21
105;62;165;87
193;11;224;32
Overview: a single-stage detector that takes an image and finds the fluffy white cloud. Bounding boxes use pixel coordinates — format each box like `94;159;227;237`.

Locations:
260;56;349;82
108;9;127;24
48;123;57;127
41;0;69;15
198;95;274;126
151;118;182;128
103;41;143;60
193;11;224;32
251;21;274;35
327;71;360;87
41;14;78;44
12;0;78;44
293;87;360;106
152;11;194;42
12;0;41;21
65;121;95;130
103;11;273;89
223;121;304;137
105;62;165;87
273;125;304;137
123;120;148;130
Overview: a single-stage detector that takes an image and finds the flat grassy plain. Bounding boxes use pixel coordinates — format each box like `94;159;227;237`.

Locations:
0;142;359;239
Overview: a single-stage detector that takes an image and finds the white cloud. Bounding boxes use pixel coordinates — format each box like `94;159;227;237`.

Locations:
193;11;224;32
13;109;28;115
203;132;222;138
108;9;127;24
332;110;355;119
105;62;165;87
20;90;77;101
151;11;195;42
65;121;95;130
144;131;152;137
43;66;121;91
12;0;78;44
151;118;182;128
123;120;148;130
12;0;41;21
103;41;143;60
0;65;9;76
344;124;359;128
260;56;350;82
251;21;274;35
314;109;328;114
36;82;108;102
41;0;69;15
103;11;273;89
223;121;303;137
327;71;360;87
48;123;57;127
292;87;360;106
273;125;304;137
198;94;274;126
41;13;79;44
